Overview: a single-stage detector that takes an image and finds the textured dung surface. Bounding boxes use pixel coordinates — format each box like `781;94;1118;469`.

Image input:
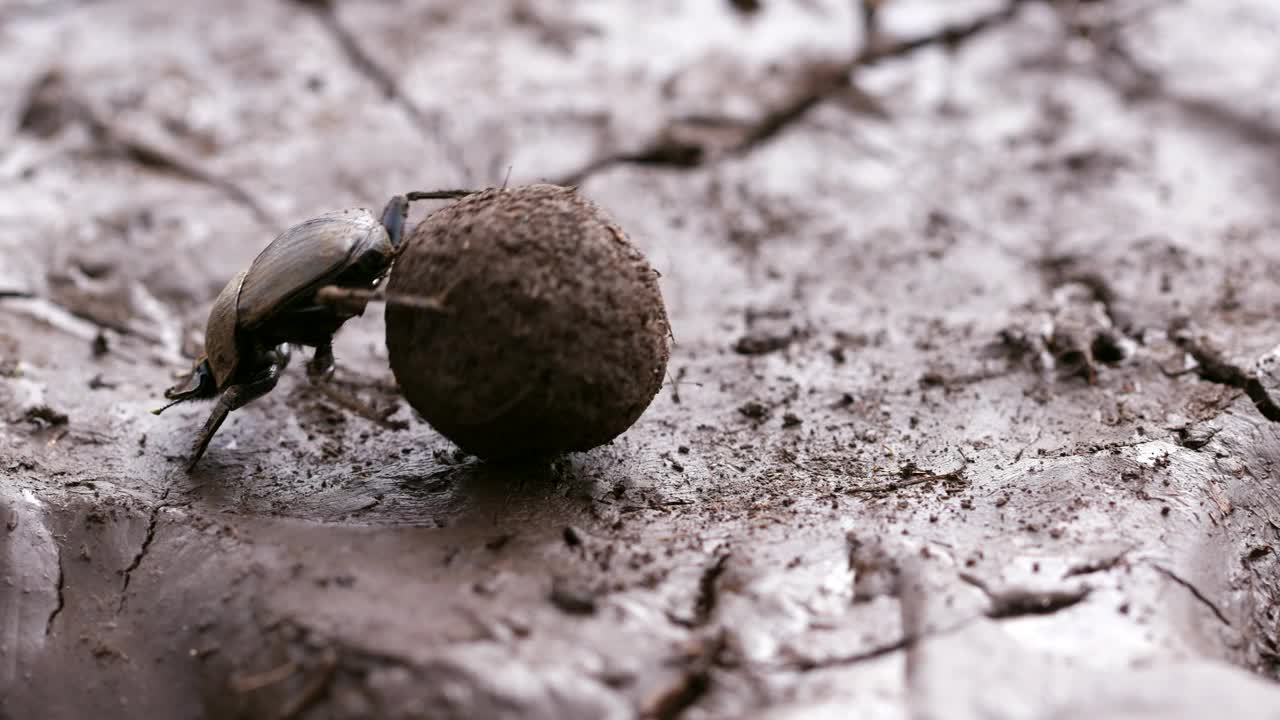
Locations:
386;184;670;458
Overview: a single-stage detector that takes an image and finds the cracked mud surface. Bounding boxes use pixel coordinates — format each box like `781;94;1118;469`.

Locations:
3;1;1280;718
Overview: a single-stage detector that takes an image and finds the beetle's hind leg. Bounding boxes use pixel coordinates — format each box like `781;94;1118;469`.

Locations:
306;342;335;380
187;349;288;471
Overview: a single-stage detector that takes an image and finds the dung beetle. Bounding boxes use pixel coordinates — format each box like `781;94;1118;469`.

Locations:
154;189;474;470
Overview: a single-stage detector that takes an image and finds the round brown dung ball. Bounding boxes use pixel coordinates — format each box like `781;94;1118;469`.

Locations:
385;184;671;460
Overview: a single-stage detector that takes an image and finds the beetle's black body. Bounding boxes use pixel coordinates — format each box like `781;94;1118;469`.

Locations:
157;196;413;469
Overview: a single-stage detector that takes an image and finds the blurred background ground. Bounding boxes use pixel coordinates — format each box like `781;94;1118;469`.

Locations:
2;1;1280;718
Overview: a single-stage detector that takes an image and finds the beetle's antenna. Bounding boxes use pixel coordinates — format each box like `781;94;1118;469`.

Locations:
501;165;513;190
405;189;479;201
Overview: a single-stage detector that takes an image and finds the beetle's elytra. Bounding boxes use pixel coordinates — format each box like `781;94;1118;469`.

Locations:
154;190;474;470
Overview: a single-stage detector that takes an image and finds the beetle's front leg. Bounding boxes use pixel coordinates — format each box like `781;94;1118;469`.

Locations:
187;349;288;470
314;284;452;314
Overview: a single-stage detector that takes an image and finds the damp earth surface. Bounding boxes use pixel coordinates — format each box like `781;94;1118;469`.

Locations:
2;1;1280;719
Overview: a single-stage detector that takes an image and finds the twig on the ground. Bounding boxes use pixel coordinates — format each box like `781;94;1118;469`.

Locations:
848;462;966;494
312;382;408;431
276;648;338;720
558;0;1039;185
230;659;298;693
292;0;471;182
18;70;273;224
641;632;725;720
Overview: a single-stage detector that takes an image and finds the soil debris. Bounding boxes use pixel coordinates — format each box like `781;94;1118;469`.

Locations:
549;578;599;616
24;405;69;427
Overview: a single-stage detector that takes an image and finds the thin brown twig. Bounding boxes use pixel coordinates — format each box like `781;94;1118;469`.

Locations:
313;382;408;431
293;0;471;182
276;648;338;720
18;70;273;224
847;465;966;494
558;0;1041;185
857;0;1037;65
230;659;298;693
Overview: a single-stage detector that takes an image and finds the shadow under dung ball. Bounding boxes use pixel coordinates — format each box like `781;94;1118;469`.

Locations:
385;184;671;460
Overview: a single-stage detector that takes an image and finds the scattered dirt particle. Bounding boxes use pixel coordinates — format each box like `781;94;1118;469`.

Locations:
484;533;514;551
91;330;110;358
549;578;598;615
25;405;69;426
88;374;117;390
738;401;769;420
733;331;794;356
1177;426;1217;450
562;526;583;547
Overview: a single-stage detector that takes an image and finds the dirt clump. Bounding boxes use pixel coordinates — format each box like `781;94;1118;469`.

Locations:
385;184;670;460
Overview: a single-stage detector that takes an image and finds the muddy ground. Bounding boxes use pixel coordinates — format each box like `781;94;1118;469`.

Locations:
3;1;1280;718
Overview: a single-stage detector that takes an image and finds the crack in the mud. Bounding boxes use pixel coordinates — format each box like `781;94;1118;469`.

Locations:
642;632;724;720
668;552;731;629
1169;321;1280;423
294;0;469;182
1150;563;1232;626
117;502;165;613
45;551;65;636
558;0;1040;186
790;635;910;672
959;572;1091;619
692;553;730;627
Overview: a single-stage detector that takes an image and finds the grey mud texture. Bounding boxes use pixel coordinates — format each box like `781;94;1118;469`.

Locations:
2;1;1280;719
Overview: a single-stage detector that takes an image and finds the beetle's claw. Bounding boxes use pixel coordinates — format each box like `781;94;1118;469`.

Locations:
151;397;187;415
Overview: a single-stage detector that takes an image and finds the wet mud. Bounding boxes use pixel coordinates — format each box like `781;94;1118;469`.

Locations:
2;1;1280;718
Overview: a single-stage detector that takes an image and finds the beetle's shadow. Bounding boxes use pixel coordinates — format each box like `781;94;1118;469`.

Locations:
236;453;613;529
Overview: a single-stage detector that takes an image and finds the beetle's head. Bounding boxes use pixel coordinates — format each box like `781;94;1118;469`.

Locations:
385;189;479;255
152;357;218;414
379;195;411;252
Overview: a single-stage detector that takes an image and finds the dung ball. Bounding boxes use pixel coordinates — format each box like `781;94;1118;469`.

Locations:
385;184;671;460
